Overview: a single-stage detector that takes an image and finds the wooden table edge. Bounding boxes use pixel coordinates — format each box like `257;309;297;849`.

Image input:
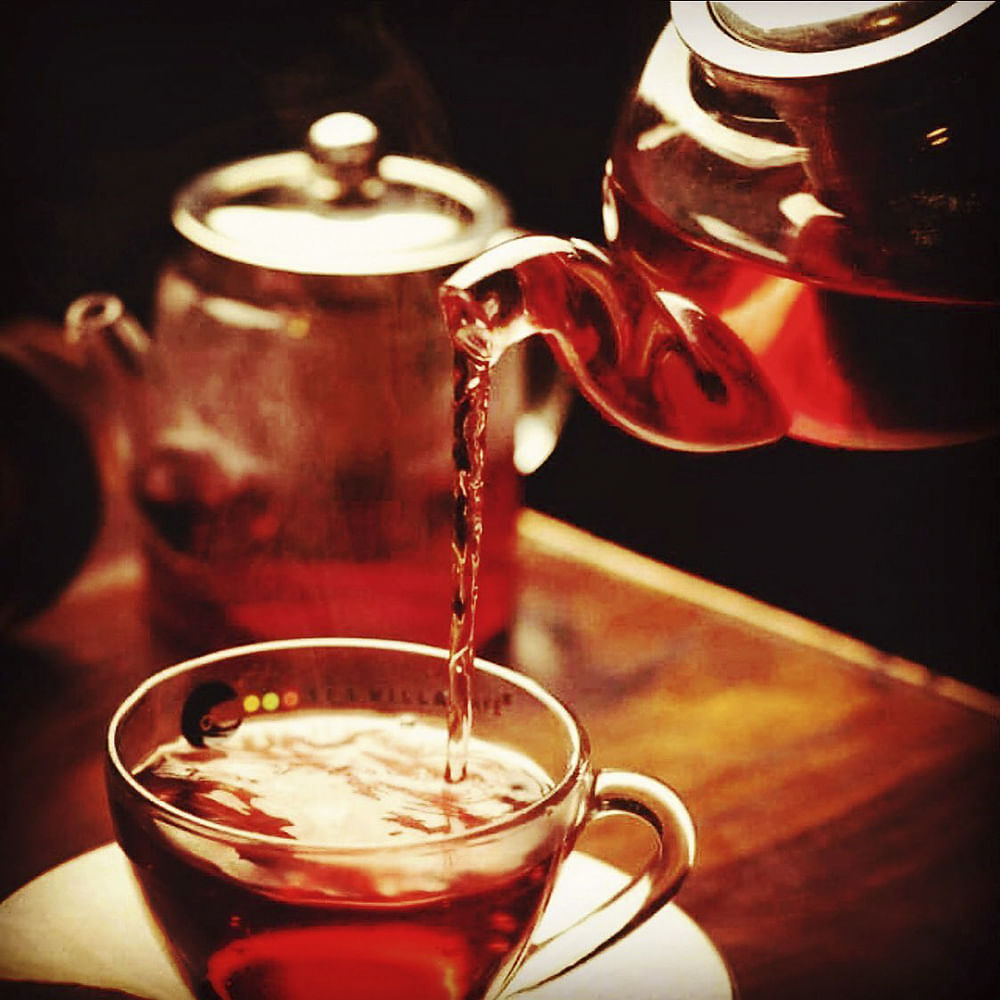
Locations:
518;509;1000;719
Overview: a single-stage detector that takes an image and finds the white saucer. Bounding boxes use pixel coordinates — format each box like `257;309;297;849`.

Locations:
0;844;733;999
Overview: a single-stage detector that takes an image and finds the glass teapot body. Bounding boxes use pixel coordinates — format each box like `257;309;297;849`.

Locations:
141;247;532;657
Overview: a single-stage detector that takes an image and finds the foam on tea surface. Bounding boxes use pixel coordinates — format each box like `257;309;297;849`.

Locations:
136;712;552;847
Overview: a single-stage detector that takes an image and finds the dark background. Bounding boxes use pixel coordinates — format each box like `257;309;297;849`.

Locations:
2;1;997;692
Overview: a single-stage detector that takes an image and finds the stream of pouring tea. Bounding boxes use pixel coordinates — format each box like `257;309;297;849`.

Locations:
445;347;493;783
440;235;794;781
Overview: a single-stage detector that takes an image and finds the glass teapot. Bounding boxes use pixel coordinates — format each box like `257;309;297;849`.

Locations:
441;0;999;451
35;113;567;653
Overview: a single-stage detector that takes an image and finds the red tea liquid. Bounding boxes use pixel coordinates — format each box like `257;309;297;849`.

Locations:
119;713;556;1000
446;348;493;780
134;448;518;658
605;122;1000;449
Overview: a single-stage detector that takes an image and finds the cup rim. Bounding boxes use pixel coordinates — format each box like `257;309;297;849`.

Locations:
107;636;590;855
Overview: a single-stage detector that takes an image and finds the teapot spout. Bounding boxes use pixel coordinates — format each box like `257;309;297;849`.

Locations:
441;234;789;451
64;293;152;379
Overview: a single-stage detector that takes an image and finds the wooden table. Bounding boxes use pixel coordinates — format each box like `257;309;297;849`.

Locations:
1;508;997;1000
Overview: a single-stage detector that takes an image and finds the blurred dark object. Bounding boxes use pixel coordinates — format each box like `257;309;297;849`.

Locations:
0;298;153;629
0;326;102;628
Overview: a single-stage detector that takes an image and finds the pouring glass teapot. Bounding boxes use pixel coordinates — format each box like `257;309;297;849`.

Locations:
441;0;999;451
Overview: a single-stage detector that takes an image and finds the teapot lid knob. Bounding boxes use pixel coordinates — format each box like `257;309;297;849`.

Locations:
306;111;382;200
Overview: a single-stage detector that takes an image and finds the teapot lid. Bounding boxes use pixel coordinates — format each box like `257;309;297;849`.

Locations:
172;112;510;276
674;0;994;77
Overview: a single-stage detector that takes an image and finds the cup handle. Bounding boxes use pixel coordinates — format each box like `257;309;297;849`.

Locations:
507;769;696;995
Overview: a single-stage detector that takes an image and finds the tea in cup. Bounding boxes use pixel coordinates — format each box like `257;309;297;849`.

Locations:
106;638;695;1000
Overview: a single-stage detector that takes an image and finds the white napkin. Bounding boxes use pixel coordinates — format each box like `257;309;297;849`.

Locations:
0;845;191;1000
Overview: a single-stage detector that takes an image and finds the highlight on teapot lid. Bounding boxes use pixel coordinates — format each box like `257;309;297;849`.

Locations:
172;112;511;277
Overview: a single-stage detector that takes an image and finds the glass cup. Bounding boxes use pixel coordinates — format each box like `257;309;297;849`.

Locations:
106;638;695;1000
